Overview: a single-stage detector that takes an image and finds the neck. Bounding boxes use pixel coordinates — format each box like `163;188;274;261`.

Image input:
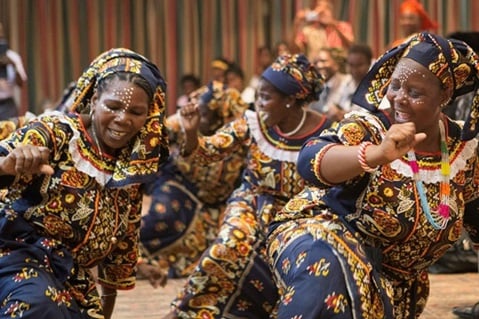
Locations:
277;108;307;137
415;120;443;153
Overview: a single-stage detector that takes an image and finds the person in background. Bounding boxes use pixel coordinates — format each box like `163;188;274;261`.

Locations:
210;57;231;83
293;0;354;61
266;32;479;319
274;40;293;58
309;47;349;122
0;48;169;319
247;46;274;100
336;43;374;113
176;73;201;111
0;22;27;120
225;62;256;106
390;0;438;48
138;81;248;280
163;53;331;319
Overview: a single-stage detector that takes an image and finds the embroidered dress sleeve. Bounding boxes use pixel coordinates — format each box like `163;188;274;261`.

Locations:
181;116;250;166
97;186;143;290
0;117;57;188
297;112;385;188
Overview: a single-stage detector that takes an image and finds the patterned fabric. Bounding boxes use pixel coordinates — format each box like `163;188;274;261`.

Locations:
267;111;479;319
140;85;248;278
171;109;332;318
261;53;324;103
353;32;479;141
0;49;168;318
60;48;169;187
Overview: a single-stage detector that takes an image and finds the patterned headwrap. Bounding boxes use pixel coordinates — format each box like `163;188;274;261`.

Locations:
261;53;324;104
352;32;479;140
189;81;248;125
400;0;438;31
62;48;169;186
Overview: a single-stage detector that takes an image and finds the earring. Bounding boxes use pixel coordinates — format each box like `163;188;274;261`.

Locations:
286;104;291;108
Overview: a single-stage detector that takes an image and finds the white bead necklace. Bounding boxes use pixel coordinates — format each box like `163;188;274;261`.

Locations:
279;108;307;137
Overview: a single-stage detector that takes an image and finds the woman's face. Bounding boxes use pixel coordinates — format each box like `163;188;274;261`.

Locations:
399;11;422;36
386;58;445;132
91;79;149;154
256;78;290;127
198;102;221;136
315;50;339;81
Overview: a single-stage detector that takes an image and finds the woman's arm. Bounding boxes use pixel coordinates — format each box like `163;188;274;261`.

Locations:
100;286;117;319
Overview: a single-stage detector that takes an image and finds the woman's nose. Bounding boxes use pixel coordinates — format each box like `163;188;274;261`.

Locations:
394;89;407;103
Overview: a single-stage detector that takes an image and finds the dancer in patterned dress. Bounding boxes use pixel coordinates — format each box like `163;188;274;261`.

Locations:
139;81;248;278
163;53;332;318
0;48;169;319
266;32;479;319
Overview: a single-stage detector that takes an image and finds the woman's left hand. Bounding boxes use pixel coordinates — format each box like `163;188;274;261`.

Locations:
137;263;168;288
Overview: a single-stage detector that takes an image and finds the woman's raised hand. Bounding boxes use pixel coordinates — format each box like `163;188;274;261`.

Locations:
0;145;53;176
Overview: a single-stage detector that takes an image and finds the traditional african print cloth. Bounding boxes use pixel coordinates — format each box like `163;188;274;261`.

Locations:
140;112;247;278
0;111;164;318
267;111;479;319
170;109;332;319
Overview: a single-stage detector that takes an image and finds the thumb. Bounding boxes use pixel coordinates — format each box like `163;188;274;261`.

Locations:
39;164;54;175
413;132;427;146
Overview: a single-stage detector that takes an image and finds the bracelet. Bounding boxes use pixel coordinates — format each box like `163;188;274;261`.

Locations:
357;141;378;173
101;293;117;299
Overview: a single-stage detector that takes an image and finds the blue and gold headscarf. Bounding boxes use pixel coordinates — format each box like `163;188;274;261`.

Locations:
62;48;169;186
352;32;479;140
261;53;324;104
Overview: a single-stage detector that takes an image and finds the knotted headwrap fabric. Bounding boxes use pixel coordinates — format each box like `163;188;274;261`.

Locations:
63;48;169;186
189;81;248;126
261;53;324;104
400;0;438;31
352;32;479;140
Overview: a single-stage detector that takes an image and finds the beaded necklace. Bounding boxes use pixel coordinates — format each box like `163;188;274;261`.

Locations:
278;108;306;137
407;120;450;230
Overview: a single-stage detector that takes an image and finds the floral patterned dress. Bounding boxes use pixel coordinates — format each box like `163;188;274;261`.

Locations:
0;112;160;318
171;109;332;318
267;110;479;319
140;113;247;277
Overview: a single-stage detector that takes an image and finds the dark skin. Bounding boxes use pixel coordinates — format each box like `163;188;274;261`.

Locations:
0;79;167;319
179;78;325;155
318;58;451;184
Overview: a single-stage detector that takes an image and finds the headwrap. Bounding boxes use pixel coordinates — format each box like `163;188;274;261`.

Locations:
189;81;248;125
400;0;438;31
261;53;324;103
62;48;169;186
211;59;230;71
352;32;479;140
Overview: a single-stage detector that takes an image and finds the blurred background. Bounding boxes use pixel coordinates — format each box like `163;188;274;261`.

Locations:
0;0;477;116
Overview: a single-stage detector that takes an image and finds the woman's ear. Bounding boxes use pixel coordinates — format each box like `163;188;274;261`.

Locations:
286;95;297;108
90;91;99;112
440;86;453;108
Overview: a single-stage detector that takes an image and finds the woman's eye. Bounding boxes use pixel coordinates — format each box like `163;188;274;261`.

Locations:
104;104;121;111
389;82;400;91
408;89;422;99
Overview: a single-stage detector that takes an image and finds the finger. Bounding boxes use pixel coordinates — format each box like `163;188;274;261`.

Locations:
412;132;427;146
39;164;54;175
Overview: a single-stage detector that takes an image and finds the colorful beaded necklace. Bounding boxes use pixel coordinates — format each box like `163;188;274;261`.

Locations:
407;120;450;230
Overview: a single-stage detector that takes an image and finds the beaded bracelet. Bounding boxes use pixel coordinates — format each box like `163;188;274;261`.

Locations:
357;141;378;173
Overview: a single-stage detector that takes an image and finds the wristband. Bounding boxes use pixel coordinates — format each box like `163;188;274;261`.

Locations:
357;141;378;173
